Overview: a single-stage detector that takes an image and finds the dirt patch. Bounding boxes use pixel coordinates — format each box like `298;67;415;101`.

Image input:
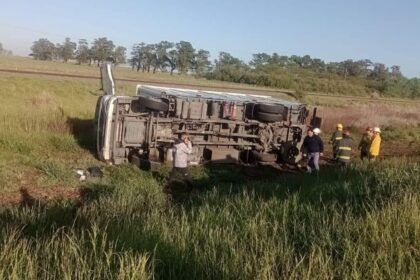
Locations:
0;186;88;207
20;169;41;187
381;142;420;157
320;142;419;160
28;91;56;108
318;104;420;131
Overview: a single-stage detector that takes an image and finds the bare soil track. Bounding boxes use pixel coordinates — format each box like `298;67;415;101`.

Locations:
0;186;84;207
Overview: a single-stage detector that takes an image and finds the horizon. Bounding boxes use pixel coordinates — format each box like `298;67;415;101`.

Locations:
1;0;419;78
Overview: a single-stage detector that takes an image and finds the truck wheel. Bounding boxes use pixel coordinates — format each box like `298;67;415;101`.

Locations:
284;146;299;164
138;96;169;112
280;143;300;164
255;111;283;122
256;103;284;114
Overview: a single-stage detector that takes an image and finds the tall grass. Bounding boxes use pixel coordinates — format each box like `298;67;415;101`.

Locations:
0;70;419;279
1;160;419;279
0;226;151;280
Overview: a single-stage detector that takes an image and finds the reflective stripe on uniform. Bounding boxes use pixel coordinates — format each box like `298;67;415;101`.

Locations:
335;137;343;140
338;155;350;160
338;147;351;150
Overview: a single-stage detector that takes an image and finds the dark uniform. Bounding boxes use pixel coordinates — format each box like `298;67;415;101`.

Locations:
301;134;324;173
337;136;353;167
330;130;343;160
358;133;371;160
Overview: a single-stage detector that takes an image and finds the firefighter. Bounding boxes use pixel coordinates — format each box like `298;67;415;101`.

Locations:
329;123;343;160
337;130;353;167
302;128;324;174
358;127;373;160
369;127;381;161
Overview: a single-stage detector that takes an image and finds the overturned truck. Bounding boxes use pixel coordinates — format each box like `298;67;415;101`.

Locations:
95;64;321;166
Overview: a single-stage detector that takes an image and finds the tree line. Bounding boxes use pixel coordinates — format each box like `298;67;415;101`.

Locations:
128;41;210;76
208;52;420;98
127;41;419;98
29;37;419;98
30;37;126;66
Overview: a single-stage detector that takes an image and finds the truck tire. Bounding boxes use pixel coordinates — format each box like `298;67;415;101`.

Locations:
278;142;300;164
138;96;168;112
255;111;283;122
256;103;284;114
284;145;300;164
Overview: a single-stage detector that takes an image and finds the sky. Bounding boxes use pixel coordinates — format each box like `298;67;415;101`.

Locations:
0;0;419;77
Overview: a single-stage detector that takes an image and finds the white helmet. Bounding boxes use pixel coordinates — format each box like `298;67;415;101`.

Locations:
373;127;381;133
313;128;321;135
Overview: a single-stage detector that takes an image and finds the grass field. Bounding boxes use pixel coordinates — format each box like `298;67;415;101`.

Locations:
0;59;419;279
3;56;420;105
0;56;284;92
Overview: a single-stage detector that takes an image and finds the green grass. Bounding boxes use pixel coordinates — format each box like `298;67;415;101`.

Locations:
381;126;420;141
0;71;419;279
1;161;419;279
0;73;106;190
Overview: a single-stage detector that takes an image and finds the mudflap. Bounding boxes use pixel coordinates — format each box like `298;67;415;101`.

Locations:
131;154;162;171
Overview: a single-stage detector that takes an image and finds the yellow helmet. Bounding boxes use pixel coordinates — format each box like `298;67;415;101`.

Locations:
336;123;343;129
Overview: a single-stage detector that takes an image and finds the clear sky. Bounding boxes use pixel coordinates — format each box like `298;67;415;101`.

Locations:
1;0;419;77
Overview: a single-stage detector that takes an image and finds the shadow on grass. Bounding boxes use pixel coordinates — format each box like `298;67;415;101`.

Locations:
0;184;114;233
66;117;96;155
0;160;404;279
0;184;224;279
164;162;387;216
104;222;225;279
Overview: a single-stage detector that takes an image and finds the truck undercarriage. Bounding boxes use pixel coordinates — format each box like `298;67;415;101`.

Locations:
95;64;321;166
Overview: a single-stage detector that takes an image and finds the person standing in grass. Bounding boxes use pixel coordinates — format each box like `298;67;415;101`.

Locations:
369;127;382;161
358;127;373;160
165;132;193;195
329;123;343;160
337;130;354;167
302;128;324;174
